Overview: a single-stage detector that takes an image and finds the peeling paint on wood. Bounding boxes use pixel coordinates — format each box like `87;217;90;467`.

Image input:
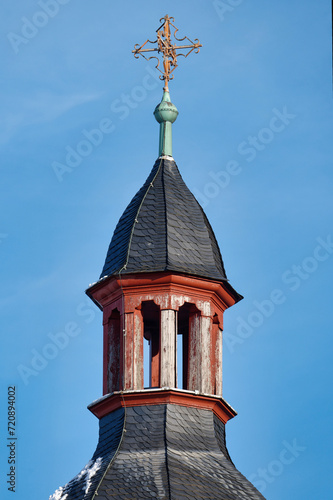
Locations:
200;316;212;394
160;310;177;388
133;310;144;390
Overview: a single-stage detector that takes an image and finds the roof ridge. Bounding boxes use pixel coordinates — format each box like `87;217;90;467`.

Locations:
161;159;169;270
91;404;127;499
119;158;163;275
164;405;172;500
199;205;228;280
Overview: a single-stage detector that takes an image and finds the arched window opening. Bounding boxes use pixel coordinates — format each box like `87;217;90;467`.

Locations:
212;313;221;396
177;305;188;389
178;303;199;390
176;328;183;389
141;301;160;388
143;335;151;389
177;302;196;390
107;309;121;393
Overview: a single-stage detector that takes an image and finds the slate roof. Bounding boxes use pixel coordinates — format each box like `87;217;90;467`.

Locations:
49;404;266;500
99;157;228;282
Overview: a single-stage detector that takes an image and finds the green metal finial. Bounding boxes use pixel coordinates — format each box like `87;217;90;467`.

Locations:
154;90;178;157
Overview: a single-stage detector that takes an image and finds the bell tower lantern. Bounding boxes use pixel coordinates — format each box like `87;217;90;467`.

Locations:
87;265;241;396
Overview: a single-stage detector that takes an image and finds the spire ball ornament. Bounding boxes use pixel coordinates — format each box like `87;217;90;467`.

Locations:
154;92;178;124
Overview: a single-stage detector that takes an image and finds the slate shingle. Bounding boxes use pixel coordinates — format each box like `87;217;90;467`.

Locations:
99;158;228;282
50;404;265;500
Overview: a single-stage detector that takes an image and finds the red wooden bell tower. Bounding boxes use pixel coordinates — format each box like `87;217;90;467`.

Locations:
87;271;240;397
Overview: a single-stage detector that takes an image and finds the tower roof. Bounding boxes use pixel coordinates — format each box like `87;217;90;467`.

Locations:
100;157;229;283
50;403;265;500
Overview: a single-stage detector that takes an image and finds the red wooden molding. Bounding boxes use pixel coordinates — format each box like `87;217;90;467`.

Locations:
88;389;237;424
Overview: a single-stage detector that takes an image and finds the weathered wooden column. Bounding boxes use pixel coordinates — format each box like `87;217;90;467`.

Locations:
104;310;121;394
187;311;217;395
200;315;213;394
210;318;223;396
214;326;223;396
160;309;177;388
133;309;144;390
187;310;201;392
122;310;144;391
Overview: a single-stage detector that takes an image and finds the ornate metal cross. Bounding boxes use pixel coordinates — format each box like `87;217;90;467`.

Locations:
133;15;202;91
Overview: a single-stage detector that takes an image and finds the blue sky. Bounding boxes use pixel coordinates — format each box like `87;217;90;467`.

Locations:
0;1;332;498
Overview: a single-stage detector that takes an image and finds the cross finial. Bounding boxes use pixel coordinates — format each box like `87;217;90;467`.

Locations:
133;15;202;91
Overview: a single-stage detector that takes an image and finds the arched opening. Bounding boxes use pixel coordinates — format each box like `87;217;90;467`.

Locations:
143;335;151;389
178;303;200;390
107;308;121;393
177;304;188;389
141;301;160;388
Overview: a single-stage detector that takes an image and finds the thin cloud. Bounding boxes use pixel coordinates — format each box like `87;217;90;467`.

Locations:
0;91;103;145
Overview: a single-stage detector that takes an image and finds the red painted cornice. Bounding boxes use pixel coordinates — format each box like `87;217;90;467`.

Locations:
86;272;242;311
88;389;237;424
